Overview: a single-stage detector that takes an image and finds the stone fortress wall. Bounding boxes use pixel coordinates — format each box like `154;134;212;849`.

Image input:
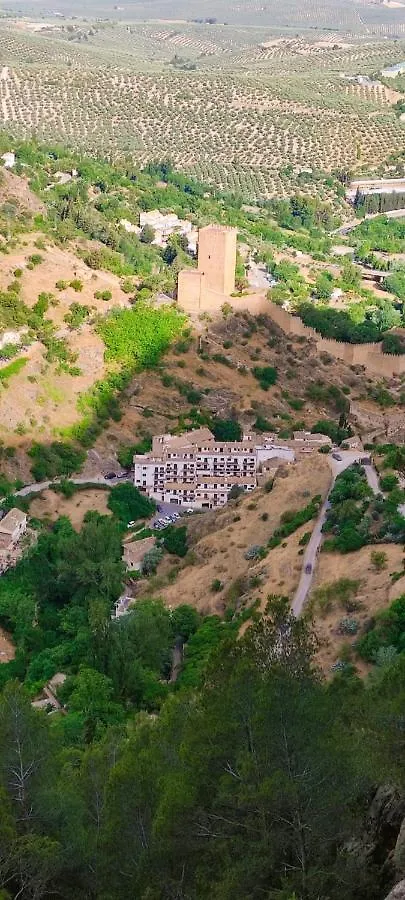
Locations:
177;225;405;378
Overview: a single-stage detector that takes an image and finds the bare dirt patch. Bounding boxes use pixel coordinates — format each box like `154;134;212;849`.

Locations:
0;170;45;214
0;626;15;663
29;487;111;530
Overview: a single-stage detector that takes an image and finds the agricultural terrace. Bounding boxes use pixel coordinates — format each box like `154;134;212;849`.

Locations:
0;22;403;198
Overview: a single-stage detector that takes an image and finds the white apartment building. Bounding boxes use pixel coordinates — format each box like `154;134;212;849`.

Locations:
139;210;193;246
134;428;295;509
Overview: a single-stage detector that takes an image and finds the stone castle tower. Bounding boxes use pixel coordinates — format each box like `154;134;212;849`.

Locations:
177;224;237;313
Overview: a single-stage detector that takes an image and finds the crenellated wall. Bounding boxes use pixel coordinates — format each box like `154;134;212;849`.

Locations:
177;228;405;378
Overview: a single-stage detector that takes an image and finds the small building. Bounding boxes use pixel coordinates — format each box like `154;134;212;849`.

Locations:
139;210;192;246
1;152;15;169
381;61;405;79
0;508;27;543
123;536;156;571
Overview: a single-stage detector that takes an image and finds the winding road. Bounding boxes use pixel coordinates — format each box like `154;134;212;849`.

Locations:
291;451;381;617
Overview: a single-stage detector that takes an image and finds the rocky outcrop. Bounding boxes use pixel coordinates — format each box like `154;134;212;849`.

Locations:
385;880;405;900
394;818;405;876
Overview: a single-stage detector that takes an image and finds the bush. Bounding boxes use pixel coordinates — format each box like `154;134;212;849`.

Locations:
380;474;399;492
28;441;86;481
252;365;278;390
64;303;90;328
371;550;387;571
141;546;163;575
268;496;322;549
210;579;223;593
69;279;84;292
162;525;188;557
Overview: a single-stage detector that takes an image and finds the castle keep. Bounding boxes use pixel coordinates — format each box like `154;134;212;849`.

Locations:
177;224;237;313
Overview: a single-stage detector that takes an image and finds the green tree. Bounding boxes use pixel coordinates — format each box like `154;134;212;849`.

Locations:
211;418;242;441
107;482;155;524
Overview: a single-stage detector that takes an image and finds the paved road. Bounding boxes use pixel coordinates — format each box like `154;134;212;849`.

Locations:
291;494;331;618
364;463;381;496
333;207;405;237
291;451;381;617
15;474;131;497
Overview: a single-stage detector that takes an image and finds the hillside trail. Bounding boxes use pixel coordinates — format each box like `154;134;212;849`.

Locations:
292;452;380;617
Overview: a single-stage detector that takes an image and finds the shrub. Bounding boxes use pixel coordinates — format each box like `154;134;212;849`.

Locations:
211;578;223;593
28;441;86;481
69;279;84;292
338;618;359;635
370;550;387;571
244;545;264;560
253;365;278;390
163;525;188;557
268;496;321;549
64;303;90;328
28;253;43;267
380;474;399;493
141;546;164;575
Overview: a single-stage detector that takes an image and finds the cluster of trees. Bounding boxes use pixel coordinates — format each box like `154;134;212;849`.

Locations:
323;464;405;553
354;189;405;217
350;216;405;254
28;440;86;481
297;296;402;344
0;599;405;898
357;593;405;664
0;509;200;709
107;482;155;525
97;302;185;369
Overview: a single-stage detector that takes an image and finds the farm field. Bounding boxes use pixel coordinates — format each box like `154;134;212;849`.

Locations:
2;0;405;32
0;19;403;198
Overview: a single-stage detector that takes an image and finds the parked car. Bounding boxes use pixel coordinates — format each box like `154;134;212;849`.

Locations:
127;520;136;528
104;472;117;480
331;453;342;461
305;563;312;574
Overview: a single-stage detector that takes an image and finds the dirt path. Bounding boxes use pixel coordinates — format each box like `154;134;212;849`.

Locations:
0;626;14;663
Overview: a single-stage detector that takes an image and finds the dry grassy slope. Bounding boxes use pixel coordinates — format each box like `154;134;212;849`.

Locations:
0;231;132;481
0;169;45;214
86;309;396;476
140;455;331;615
309;544;405;676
